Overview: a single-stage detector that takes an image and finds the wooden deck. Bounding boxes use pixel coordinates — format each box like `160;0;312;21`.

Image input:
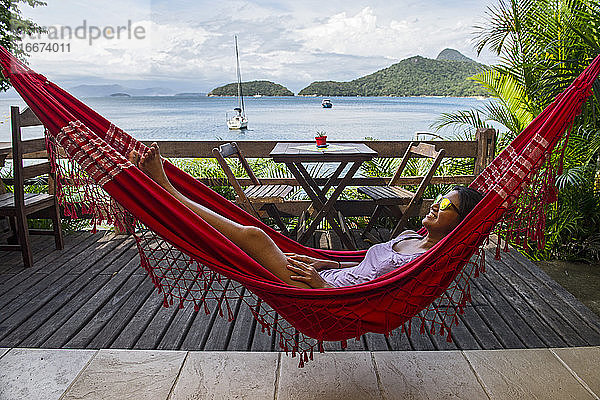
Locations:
1;230;599;352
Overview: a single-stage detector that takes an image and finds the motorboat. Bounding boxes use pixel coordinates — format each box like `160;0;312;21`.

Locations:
321;98;332;108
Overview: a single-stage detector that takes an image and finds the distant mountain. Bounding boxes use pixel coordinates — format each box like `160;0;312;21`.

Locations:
209;80;293;96
298;50;487;97
175;92;207;97
436;48;476;63
69;84;175;97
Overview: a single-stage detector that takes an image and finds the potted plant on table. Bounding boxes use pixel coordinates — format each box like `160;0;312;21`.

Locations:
315;131;328;147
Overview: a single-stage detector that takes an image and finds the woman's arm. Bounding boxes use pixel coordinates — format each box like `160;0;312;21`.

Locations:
286;258;335;288
284;253;359;271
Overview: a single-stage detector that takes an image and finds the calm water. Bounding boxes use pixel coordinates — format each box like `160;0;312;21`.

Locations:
0;95;489;142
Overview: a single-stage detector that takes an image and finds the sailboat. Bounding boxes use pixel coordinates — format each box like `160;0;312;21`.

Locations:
227;36;248;130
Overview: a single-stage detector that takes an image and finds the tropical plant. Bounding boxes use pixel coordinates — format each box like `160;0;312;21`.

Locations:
0;0;47;91
436;0;600;261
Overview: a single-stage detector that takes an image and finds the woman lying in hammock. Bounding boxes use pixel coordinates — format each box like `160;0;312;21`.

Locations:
129;143;483;289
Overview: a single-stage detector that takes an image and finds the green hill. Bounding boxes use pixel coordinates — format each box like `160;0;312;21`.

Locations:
209;80;293;96
298;51;487;97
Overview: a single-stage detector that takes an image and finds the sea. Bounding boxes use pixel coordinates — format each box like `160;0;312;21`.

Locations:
0;95;491;142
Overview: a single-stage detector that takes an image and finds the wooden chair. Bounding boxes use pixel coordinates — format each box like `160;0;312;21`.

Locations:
0;106;64;267
358;142;445;240
213;142;293;235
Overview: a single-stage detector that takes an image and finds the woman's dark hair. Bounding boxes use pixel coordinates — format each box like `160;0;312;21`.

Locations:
452;186;484;220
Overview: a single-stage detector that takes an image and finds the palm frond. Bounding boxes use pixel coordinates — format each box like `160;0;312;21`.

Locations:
431;109;490;133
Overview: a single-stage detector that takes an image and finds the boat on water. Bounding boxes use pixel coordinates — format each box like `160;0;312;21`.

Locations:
227;36;248;130
253;93;262;98
321;98;332;108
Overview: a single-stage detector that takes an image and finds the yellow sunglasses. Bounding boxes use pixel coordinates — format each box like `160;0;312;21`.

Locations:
434;194;461;217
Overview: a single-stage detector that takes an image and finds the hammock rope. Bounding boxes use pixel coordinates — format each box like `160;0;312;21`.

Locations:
1;47;599;365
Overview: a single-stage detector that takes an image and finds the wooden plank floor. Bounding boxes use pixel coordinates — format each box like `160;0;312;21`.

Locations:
1;230;599;352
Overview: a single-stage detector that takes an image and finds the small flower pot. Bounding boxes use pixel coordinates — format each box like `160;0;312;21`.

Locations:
315;136;327;147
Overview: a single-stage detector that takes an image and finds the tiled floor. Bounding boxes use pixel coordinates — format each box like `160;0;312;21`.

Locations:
1;347;598;399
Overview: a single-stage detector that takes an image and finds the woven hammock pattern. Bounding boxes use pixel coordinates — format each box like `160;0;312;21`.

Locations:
1;47;598;365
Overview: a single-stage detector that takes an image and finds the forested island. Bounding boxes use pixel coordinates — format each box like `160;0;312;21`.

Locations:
298;49;488;97
208;80;293;96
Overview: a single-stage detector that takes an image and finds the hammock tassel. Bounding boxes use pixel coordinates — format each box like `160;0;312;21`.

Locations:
480;249;486;274
495;239;502;260
292;335;299;357
340;340;347;349
318;341;324;353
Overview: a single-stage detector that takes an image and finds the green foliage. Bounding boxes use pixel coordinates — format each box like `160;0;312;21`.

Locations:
208;80;294;96
169;157;236;200
441;0;600;262
298;55;489;97
0;0;47;91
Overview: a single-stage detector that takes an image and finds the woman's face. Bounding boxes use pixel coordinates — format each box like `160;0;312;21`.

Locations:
422;190;462;236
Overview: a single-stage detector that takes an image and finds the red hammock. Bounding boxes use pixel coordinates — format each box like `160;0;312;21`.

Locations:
1;47;599;363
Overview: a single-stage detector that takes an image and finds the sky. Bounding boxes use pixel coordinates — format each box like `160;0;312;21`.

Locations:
14;0;498;94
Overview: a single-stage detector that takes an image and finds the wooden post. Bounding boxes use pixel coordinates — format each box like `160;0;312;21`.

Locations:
474;128;496;176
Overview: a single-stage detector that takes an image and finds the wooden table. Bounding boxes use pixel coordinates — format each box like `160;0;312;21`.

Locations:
270;142;377;249
0;142;11;194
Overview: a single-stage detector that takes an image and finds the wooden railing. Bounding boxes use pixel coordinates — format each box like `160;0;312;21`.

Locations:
9;128;496;217
142;128;496;187
143;128;496;217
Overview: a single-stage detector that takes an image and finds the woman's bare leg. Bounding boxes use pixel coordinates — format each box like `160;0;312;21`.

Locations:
129;143;310;289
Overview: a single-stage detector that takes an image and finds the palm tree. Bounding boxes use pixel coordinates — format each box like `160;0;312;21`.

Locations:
436;0;600;260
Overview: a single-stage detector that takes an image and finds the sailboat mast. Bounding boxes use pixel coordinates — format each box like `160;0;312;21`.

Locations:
234;35;245;117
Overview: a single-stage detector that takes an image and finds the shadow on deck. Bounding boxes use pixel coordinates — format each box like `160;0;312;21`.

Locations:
1;229;599;352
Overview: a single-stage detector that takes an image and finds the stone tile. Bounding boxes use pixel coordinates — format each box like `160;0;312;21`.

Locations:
552;346;600;397
464;348;594;399
0;348;9;358
374;351;488;399
0;348;95;400
62;349;186;400
278;352;380;400
170;352;278;400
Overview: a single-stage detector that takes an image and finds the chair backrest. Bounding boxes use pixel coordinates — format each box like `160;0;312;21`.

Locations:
388;142;446;237
390;141;445;205
212;142;260;216
10;106;52;207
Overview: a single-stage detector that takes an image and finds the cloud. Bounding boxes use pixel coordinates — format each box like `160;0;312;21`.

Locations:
25;20;217;78
19;1;498;93
295;6;487;62
296;7;409;58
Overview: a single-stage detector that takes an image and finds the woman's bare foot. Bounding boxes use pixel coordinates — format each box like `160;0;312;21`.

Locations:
128;143;171;187
128;150;141;166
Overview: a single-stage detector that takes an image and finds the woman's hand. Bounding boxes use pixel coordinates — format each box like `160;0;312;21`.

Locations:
284;253;337;271
286;258;334;289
